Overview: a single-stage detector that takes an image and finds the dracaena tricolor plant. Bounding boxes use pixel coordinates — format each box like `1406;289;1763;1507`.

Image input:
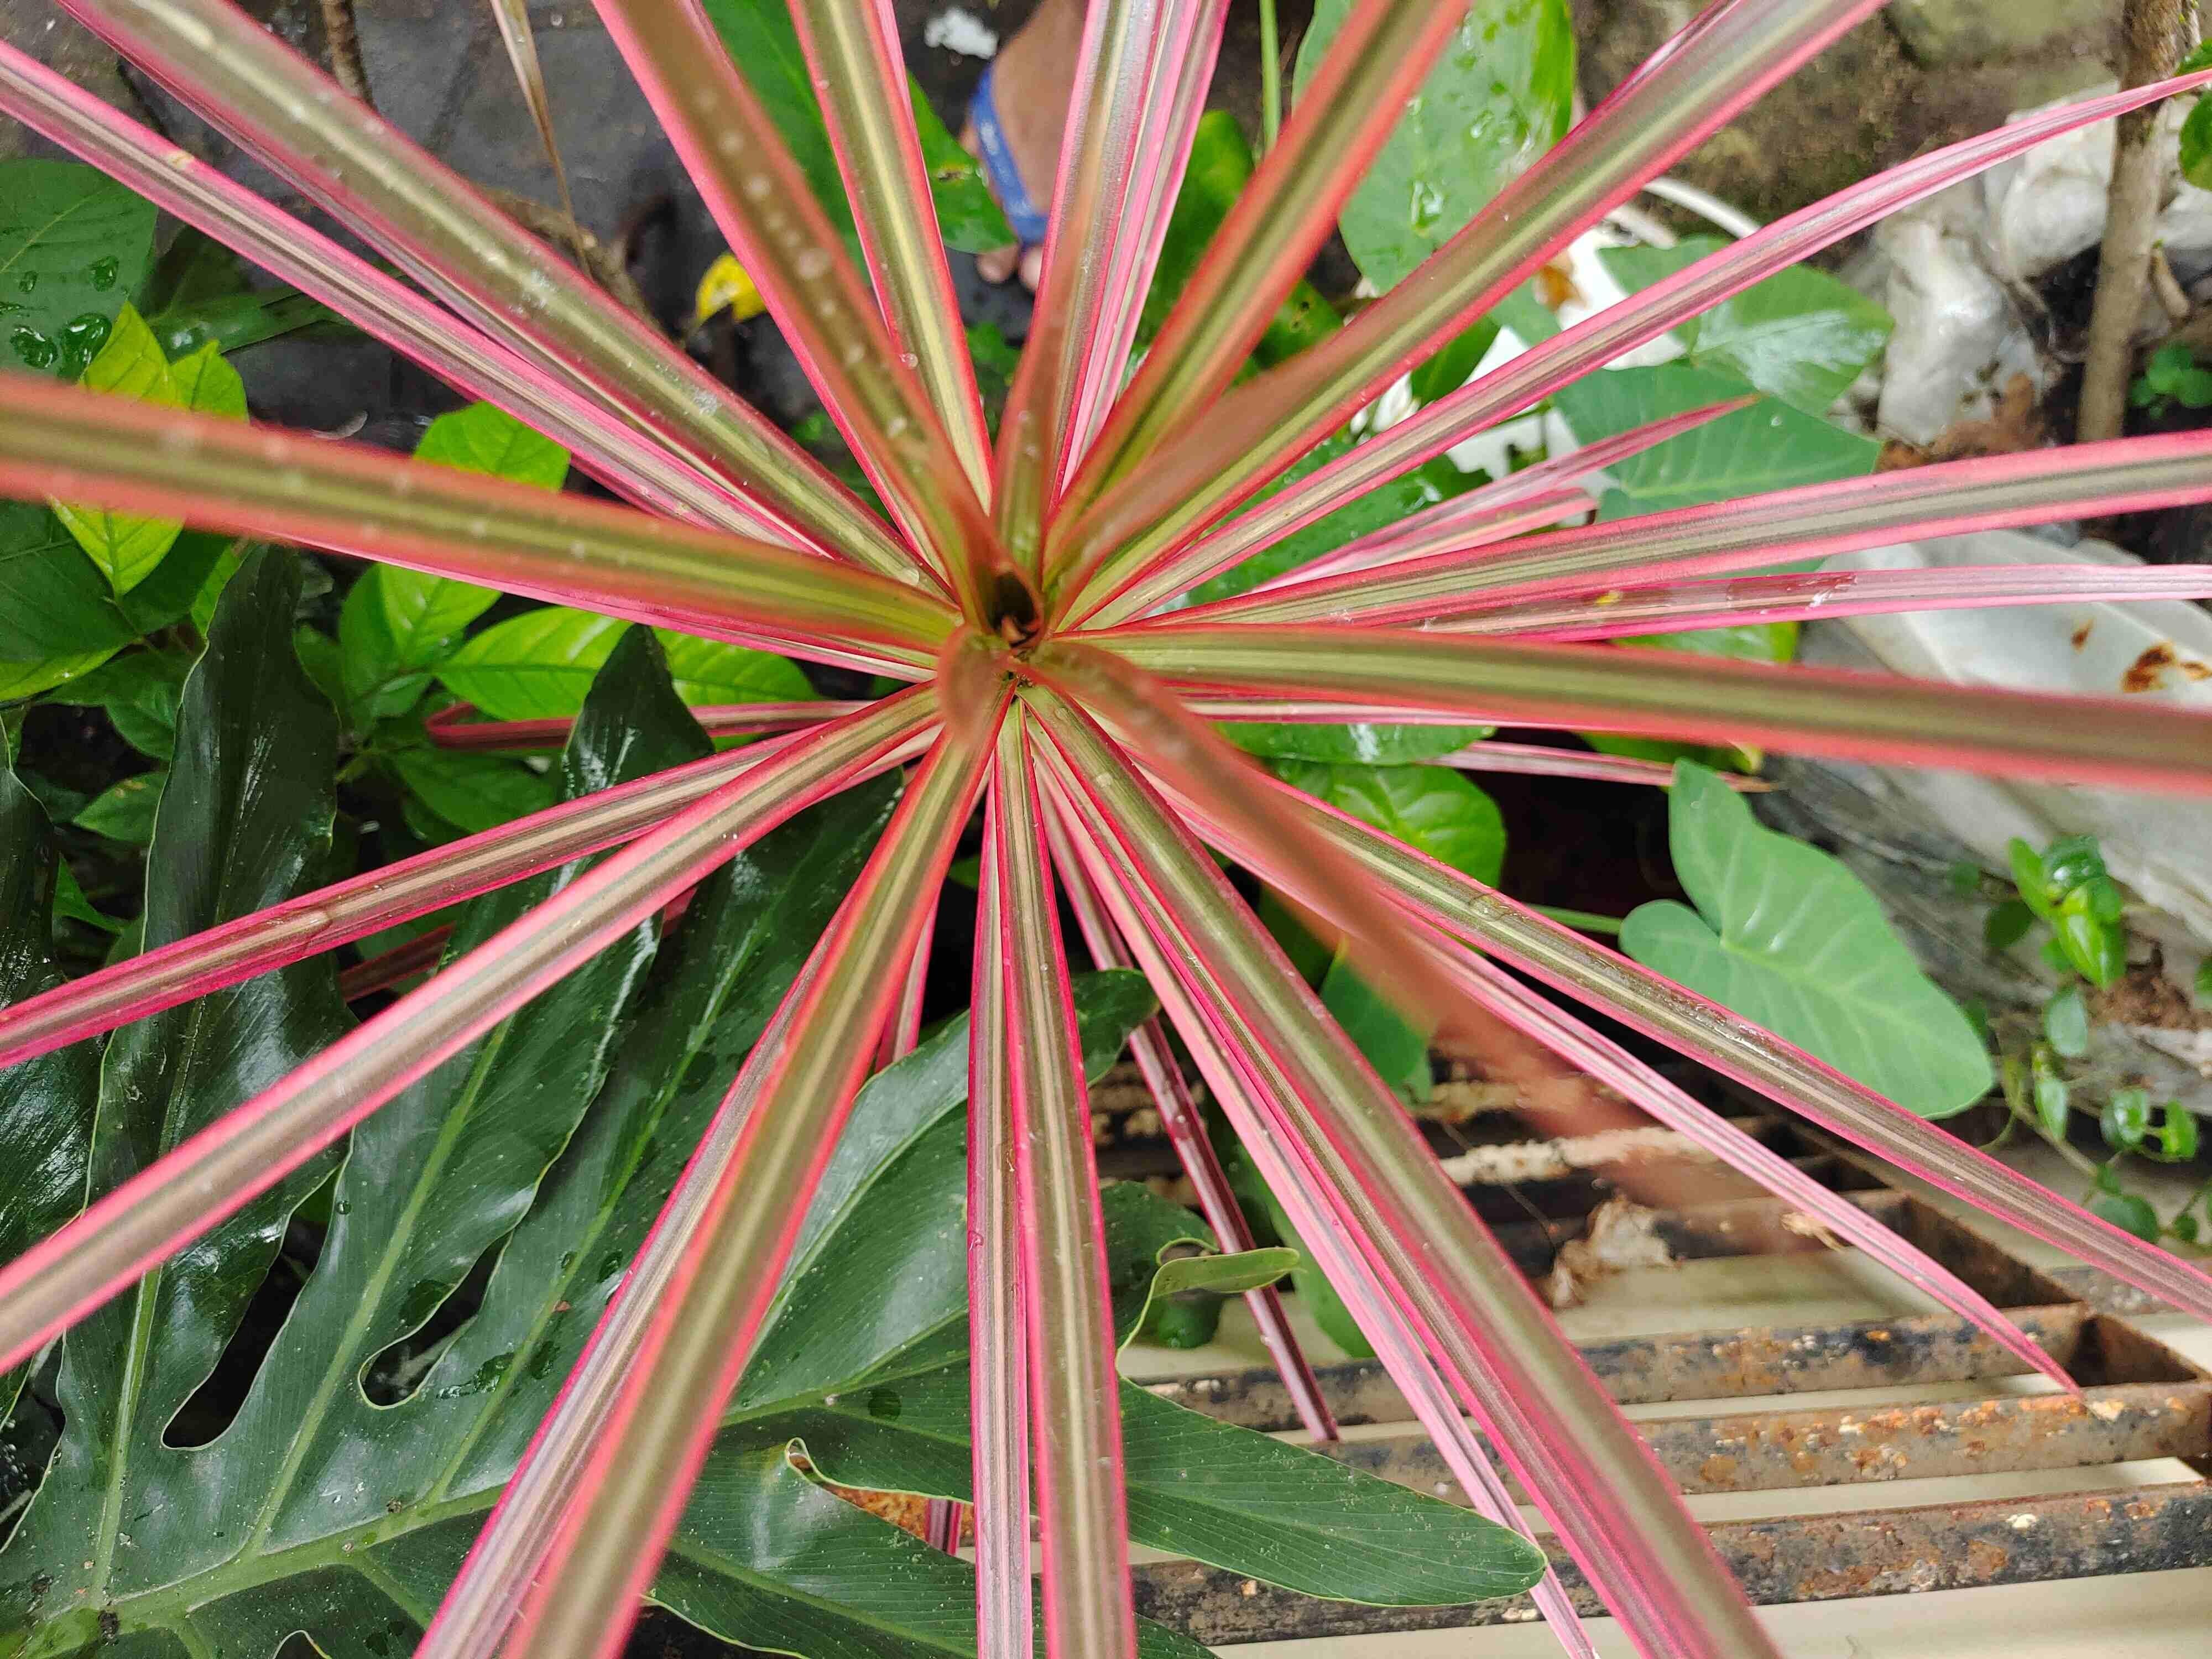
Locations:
7;0;2212;1656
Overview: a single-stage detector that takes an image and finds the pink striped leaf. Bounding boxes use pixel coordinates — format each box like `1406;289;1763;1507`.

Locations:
992;712;1140;1659
967;779;1035;1656
790;0;994;497
1455;561;2212;640
1277;778;2212;1327
1047;0;1890;619
0;369;958;676
1046;0;1469;563
1045;805;1594;1658
0;42;797;543
1094;624;2212;794
1166;430;2212;628
56;0;915;578
0;691;938;1379
1025;689;1776;1659
1063;62;2212;625
493;702;1002;1659
589;0;1021;620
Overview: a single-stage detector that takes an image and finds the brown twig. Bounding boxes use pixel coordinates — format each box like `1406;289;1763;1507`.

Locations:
2078;0;2200;441
2151;244;2194;321
480;185;661;330
317;0;374;107
485;0;588;263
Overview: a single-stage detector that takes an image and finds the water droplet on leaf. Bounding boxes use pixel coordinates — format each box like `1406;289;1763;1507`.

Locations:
9;327;57;369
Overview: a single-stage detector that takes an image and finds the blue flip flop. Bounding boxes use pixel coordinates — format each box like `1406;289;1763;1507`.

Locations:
967;62;1050;250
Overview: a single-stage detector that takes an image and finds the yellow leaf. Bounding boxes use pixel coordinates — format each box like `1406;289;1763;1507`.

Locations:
691;253;765;330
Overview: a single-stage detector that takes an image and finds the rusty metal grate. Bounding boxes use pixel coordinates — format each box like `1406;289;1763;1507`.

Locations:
1117;1121;2212;1647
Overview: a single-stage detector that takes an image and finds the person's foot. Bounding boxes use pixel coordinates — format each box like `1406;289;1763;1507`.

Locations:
958;0;1083;290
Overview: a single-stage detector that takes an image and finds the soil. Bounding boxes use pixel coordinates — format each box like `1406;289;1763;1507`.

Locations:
2094;956;2212;1034
1573;1;2120;232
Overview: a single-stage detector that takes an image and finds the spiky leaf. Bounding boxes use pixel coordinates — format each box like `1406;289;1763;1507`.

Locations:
0;627;893;1651
1195;431;1491;762
721;993;1545;1609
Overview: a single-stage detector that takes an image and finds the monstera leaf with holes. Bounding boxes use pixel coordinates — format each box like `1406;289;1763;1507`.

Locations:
0;557;1545;1658
0;725;99;1423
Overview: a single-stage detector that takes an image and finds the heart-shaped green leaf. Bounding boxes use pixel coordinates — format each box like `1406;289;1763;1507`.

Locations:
1622;761;1994;1117
1272;759;1505;887
656;629;816;711
413;399;571;488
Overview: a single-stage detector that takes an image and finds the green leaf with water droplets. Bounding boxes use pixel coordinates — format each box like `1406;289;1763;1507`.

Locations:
0;648;118;701
0;158;156;381
1298;0;1575;291
1138;111;1343;372
911;81;1015;254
